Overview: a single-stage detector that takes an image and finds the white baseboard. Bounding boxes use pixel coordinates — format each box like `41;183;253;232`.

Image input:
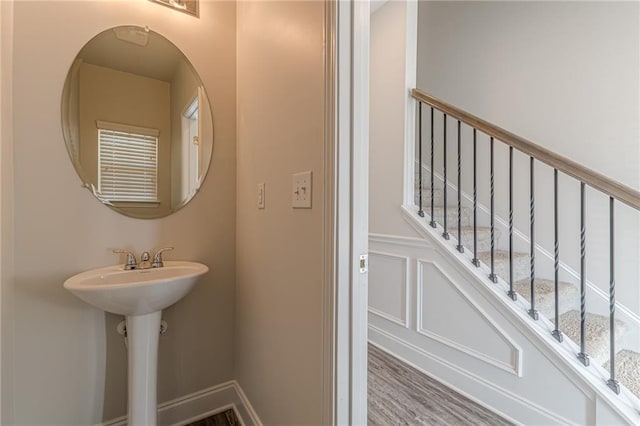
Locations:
233;381;262;426
98;380;262;426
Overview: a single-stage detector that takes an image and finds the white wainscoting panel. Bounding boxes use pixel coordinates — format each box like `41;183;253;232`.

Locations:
417;260;521;376
368;232;640;426
369;251;410;327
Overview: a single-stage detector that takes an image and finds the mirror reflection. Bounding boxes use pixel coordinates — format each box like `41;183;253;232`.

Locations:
62;26;213;218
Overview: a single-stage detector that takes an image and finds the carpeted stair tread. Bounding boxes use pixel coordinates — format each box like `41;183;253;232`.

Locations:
514;279;578;318
556;310;628;363
428;206;472;227
477;250;530;282
458;226;500;252
602;350;640;399
413;183;639;404
415;188;443;206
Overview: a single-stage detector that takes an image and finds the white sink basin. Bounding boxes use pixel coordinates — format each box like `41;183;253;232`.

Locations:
65;259;208;425
64;261;208;316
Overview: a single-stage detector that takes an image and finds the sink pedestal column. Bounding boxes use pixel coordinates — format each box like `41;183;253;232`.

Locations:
126;311;162;426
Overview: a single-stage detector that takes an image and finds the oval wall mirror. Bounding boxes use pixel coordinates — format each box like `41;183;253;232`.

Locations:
61;26;214;218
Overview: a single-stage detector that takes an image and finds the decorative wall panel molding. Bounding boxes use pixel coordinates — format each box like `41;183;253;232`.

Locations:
417;260;522;376
369;251;410;327
369;233;639;425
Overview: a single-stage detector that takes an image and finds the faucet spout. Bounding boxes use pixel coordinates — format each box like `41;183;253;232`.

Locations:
138;251;152;269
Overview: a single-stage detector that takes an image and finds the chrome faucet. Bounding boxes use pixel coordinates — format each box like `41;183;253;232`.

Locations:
113;247;174;269
112;249;138;270
138;251;152;269
151;247;174;268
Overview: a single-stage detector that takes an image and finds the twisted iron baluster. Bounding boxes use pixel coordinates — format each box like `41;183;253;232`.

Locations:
429;108;436;228
472;129;480;267
442;114;450;240
577;182;589;366
457;120;463;253
507;147;517;301
528;157;538;320
488;137;497;283
607;197;620;394
552;169;563;341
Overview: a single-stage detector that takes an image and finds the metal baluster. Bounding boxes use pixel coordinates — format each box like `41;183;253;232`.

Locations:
552;169;563;342
488;137;497;283
528;157;539;320
442;114;450;240
472;129;480;267
429;108;436;228
507;147;517;301
577;182;590;366
457;120;463;252
607;197;620;394
418;102;424;217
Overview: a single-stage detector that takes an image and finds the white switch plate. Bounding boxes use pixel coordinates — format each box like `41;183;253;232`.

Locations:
258;182;265;209
292;171;312;208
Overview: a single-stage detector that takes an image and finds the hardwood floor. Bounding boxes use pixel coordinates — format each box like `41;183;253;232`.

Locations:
186;408;239;426
368;344;513;426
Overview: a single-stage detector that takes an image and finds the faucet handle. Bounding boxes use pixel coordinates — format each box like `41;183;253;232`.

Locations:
152;247;174;268
112;249;137;270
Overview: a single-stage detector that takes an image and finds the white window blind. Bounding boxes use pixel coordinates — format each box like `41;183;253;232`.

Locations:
97;121;159;202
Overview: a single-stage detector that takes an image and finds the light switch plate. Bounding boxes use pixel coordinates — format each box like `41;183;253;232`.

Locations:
258;182;265;209
292;171;312;208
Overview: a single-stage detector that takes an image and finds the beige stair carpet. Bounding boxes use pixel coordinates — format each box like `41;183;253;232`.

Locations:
557;310;628;363
459;226;499;252
602;350;640;400
477;250;530;282
514;279;578;319
415;185;639;404
429;206;472;227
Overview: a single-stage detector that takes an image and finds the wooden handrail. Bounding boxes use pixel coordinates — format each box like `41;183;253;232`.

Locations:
412;89;640;211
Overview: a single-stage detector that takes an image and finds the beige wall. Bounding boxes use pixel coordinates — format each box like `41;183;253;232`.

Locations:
417;1;640;313
369;0;416;237
418;1;640;190
78;63;172;216
235;1;326;424
1;0;15;423
9;1;236;424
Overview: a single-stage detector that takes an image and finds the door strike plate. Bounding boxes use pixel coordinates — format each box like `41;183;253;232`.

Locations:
359;254;368;274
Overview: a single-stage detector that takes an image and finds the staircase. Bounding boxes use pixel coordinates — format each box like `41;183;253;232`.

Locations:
410;89;640;413
417;186;640;400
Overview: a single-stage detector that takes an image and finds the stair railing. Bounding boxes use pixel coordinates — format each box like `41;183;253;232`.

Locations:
412;88;640;397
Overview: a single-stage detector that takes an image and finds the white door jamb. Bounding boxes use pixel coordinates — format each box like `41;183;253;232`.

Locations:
325;1;370;425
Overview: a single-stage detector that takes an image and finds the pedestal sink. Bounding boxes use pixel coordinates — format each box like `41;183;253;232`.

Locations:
64;261;208;425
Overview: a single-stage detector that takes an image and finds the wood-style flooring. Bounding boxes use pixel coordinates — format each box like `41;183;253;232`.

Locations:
368;344;513;426
186;346;510;426
186;408;239;426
